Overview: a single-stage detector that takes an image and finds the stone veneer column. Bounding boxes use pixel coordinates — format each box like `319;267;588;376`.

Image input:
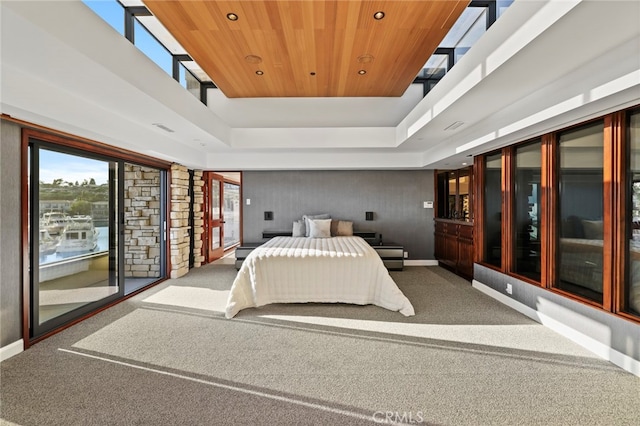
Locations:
192;170;205;267
170;164;191;278
124;164;161;278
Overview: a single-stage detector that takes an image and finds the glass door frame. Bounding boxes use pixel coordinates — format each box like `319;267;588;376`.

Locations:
203;172;242;263
22;129;170;346
27;140;123;339
222;178;241;251
204;172;225;262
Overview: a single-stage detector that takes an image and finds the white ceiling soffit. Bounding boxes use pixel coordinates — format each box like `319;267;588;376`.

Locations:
1;0;639;171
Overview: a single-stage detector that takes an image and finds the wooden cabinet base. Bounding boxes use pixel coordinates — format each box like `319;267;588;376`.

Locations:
435;219;473;280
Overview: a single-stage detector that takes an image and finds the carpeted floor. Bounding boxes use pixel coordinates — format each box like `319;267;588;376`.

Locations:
1;264;638;425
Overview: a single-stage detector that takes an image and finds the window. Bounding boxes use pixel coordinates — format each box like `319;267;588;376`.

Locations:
475;107;640;323
483;152;502;268
627;110;640;316
133;19;173;76
178;62;202;100
513;140;541;281
83;0;124;35
555;121;604;304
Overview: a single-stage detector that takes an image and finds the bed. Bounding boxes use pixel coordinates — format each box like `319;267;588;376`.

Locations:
225;236;415;318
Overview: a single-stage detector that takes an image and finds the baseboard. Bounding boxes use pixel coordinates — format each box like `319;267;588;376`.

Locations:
0;339;24;362
472;280;640;378
404;260;438;266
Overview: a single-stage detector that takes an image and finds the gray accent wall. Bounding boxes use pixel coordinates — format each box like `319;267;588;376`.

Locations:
475;264;640;366
0;120;23;347
242;170;435;259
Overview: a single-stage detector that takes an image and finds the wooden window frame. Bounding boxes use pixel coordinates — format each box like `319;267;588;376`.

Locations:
18;120;172;347
473;106;640;324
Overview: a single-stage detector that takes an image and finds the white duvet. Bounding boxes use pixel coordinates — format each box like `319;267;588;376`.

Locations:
225;236;415;318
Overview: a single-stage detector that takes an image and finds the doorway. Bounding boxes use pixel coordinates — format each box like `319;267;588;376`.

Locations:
204;172;241;262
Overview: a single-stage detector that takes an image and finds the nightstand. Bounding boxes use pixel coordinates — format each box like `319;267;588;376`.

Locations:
234;243;262;269
371;243;404;270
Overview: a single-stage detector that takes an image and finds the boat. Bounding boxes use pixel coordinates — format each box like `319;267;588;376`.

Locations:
39;228;59;258
56;215;99;254
41;211;69;236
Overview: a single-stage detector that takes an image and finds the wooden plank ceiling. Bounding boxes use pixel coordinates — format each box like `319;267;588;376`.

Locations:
143;0;469;98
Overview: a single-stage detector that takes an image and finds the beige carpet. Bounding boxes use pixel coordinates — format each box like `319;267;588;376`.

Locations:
1;264;638;426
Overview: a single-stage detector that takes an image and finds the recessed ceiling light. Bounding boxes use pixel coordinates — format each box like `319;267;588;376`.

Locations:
462;162;468;166
357;54;374;63
358;69;367;75
226;13;238;21
310;72;316;76
373;11;385;20
255;70;264;75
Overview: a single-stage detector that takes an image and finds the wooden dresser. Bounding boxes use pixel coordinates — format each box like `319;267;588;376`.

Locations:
434;219;474;280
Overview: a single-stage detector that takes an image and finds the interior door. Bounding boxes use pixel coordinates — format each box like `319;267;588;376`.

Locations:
207;173;225;261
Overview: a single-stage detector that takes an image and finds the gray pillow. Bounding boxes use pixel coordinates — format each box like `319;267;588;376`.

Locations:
292;220;305;237
302;213;331;237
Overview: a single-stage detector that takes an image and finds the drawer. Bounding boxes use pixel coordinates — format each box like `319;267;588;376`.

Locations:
374;247;404;258
235;243;262;259
383;259;404;270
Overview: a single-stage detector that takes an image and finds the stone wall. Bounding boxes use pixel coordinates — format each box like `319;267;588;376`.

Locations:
169;165;205;278
124;164;161;278
170;164;190;278
192;170;205;267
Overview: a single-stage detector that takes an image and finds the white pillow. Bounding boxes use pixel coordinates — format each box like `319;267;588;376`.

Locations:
307;218;332;238
302;213;331;236
292;220;305;237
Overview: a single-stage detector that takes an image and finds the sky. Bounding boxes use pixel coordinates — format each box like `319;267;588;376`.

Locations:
39;149;109;185
83;0;180;81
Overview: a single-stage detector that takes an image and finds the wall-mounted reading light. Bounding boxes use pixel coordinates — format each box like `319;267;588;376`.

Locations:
264;211;273;221
366;211;374;221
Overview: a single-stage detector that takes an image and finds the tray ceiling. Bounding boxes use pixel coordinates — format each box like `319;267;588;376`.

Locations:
143;0;469;98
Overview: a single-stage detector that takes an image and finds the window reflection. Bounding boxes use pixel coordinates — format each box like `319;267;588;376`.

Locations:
556;121;604;304
627;111;640;316
513;141;541;281
484;153;502;267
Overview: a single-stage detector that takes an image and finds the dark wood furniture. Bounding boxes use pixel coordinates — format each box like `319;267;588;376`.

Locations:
372;242;404;270
434;219;474;279
234;243;263;270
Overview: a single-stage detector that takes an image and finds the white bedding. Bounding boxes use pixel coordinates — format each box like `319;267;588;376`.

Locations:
225;236;415;318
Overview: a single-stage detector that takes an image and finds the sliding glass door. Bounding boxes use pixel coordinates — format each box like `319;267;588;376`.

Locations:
28;136;167;340
31;145;120;336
